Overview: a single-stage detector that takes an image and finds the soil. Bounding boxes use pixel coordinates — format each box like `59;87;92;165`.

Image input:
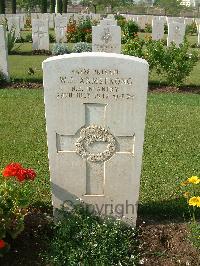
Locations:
0;208;199;266
137;218;200;266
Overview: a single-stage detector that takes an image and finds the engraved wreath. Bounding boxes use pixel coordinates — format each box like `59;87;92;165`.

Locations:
75;125;116;163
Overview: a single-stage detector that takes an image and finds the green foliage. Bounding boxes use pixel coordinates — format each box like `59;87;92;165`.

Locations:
50;0;55;13
160;42;199;87
154;0;183;15
186;22;197;36
41;0;47;13
144;23;152;33
63;0;70;13
123;38;199;87
0;71;6;85
67;18;96;43
0;170;36;256
0;0;5;14
16;0;41;12
7;29;17;54
124;20;139;39
122;37;144;58
49;33;55;43
11;0;17;14
73;42;92;53
23;32;32;42
188;221;200;250
57;0;63;14
76;19;92;42
52;43;70;55
45;205;139;266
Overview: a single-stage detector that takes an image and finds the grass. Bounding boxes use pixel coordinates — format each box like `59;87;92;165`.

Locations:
8;32;200;85
0;89;199;218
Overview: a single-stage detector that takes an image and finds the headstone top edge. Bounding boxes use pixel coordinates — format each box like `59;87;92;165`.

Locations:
42;52;149;67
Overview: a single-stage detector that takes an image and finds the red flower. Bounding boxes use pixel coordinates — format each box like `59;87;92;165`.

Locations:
16;168;36;182
0;240;6;249
2;163;23;177
24;168;36;181
2;163;36;182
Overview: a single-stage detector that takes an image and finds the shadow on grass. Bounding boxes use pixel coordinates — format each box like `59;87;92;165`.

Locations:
138;197;200;224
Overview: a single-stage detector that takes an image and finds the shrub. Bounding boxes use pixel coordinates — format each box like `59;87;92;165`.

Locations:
73;42;92;53
7;29;17;54
45;205;139;265
144;23;152;33
0;163;36;256
123;20;139;39
23;32;32;42
66;19;78;43
49;33;55;43
115;14;126;29
0;71;6;85
52;43;70;55
76;19;92;42
186;21;197;36
123;38;199;87
122;37;145;58
164;23;168;34
161;42;198;87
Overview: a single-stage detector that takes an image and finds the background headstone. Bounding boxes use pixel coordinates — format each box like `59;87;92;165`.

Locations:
152;16;165;40
32;19;49;50
92;19;121;53
167;22;186;47
7;16;21;38
43;52;149;225
0;25;9;81
55;15;67;43
196;19;200;46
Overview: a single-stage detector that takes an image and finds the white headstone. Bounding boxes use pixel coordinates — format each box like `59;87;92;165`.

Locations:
137;15;147;30
184;17;194;25
167;17;184;24
18;14;25;30
167;22;186;47
196;19;200;46
92;19;121;53
32;19;49;50
55;15;67;43
0;26;9;81
7;16;21;38
152;16;165;40
43;52;149;225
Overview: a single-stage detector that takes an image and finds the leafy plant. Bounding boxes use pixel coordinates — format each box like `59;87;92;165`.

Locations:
122;37;145;58
49;33;55;43
144;23;152;33
0;71;6;85
123;20;139;39
123;38;199;87
0;163;36;257
161;42;198;87
73;42;92;53
23;32;32;43
181;176;200;250
45;204;139;265
52;43;70;55
186;22;197;36
7;29;17;54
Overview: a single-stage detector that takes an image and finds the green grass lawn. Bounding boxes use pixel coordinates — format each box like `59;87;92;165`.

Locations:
0;89;199;218
8;32;200;85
